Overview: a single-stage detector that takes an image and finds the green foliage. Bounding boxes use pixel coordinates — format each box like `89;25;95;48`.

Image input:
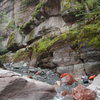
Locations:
32;1;44;19
32;32;70;55
32;37;55;55
85;11;100;24
61;0;100;18
79;23;100;47
89;35;100;47
85;0;99;10
61;0;83;11
32;17;100;56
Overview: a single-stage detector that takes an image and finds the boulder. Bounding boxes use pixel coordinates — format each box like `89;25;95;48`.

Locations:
0;69;56;100
42;0;61;16
73;85;96;100
88;74;100;99
61;74;76;85
34;16;67;37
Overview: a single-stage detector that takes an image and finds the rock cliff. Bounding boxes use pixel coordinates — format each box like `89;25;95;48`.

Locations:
0;0;100;77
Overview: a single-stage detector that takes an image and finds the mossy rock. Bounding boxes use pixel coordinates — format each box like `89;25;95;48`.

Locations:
13;48;32;62
0;55;9;63
61;0;83;12
20;1;45;35
20;19;34;35
32;1;45;19
7;32;18;50
32;32;70;56
31;10;100;56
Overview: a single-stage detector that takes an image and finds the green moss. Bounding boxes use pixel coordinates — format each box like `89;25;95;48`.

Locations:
89;35;100;47
0;55;8;63
61;0;83;12
79;23;100;38
84;11;100;24
72;22;100;48
13;48;32;62
31;9;100;57
32;1;45;19
32;32;70;55
85;0;99;10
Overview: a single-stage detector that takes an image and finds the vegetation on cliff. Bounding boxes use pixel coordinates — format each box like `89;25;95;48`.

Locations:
0;0;99;62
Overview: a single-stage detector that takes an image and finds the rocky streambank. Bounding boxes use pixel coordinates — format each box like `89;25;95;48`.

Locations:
0;67;100;100
0;61;99;100
3;61;60;85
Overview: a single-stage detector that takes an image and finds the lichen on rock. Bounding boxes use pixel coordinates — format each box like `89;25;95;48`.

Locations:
13;48;32;62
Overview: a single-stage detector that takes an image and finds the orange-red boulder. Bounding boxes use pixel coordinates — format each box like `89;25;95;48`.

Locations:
61;74;76;85
72;85;96;100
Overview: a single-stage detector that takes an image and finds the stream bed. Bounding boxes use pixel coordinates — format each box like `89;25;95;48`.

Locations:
3;61;60;85
3;61;99;100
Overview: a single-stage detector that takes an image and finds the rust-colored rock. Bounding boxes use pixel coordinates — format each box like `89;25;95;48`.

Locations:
61;74;76;85
28;75;33;79
61;90;68;96
72;85;96;100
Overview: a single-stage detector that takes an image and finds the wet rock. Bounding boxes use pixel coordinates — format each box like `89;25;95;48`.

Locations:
61;74;76;85
88;74;100;99
35;70;45;75
53;93;73;100
28;68;38;73
0;69;56;100
61;90;68;96
4;62;60;85
73;84;96;100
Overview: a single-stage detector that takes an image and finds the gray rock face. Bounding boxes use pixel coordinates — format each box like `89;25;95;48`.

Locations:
0;0;67;51
34;16;67;37
0;0;35;49
0;0;14;30
37;41;100;77
0;69;56;100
